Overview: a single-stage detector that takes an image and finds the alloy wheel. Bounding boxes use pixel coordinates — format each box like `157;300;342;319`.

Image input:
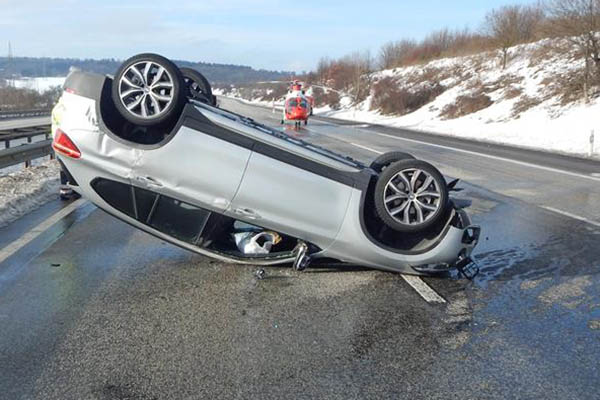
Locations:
118;61;174;119
382;167;442;226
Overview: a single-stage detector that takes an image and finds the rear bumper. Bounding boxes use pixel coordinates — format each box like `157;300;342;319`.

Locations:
411;210;481;275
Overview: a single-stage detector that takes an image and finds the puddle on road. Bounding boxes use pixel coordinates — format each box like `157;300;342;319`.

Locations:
449;182;600;383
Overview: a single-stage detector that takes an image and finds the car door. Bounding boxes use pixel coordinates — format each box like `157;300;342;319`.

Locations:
227;150;354;248
133;125;251;212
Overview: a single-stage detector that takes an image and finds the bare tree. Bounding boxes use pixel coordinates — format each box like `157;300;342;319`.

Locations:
546;0;600;102
485;4;544;69
344;51;372;103
378;39;417;69
379;41;402;70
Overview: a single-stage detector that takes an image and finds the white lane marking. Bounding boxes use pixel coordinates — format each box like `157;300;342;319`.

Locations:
373;132;600;183
401;275;447;303
541;206;600;228
350;142;383;154
0;198;87;265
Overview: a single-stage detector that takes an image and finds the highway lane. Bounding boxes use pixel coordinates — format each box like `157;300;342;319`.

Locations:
0;116;50;131
0;99;599;399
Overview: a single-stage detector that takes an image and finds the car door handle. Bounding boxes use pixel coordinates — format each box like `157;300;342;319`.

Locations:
233;207;260;219
136;176;163;187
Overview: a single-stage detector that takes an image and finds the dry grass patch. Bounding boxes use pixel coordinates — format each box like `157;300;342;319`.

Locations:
504;86;523;99
440;92;493;119
371;77;445;116
312;87;341;110
511;95;542;117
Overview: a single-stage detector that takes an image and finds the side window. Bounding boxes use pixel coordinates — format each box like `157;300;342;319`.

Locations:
133;186;158;223
92;178;212;245
148;196;211;243
92;178;211;244
91;179;135;218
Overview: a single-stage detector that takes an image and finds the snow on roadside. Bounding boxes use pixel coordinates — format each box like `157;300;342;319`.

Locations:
318;38;600;158
321;96;600;157
221;37;600;158
0;160;60;228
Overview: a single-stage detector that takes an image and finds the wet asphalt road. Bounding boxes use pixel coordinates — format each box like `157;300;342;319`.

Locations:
1;99;599;399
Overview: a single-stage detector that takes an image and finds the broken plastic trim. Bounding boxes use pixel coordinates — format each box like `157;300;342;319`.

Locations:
292;242;311;271
453;256;480;280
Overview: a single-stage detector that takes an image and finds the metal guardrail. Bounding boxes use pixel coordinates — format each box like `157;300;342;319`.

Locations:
0;125;51;143
0;124;54;169
0;140;53;169
0;109;51;120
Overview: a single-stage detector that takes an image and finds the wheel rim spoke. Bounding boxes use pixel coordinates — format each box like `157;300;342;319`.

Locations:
417;191;440;198
403;205;411;224
148;93;161;115
121;88;143;99
416;200;437;211
151;92;172;102
122;76;142;89
388;181;403;193
398;171;411;190
130;65;145;85
126;94;145;110
410;169;421;192
152;66;165;86
140;96;149;117
416;176;434;194
385;193;408;203
413;201;424;223
143;62;152;85
389;200;409;216
152;81;173;89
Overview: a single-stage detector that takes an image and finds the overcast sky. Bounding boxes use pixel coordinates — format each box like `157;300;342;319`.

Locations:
0;0;540;72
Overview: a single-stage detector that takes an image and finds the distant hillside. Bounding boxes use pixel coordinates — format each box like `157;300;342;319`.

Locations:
222;36;600;158
0;57;293;84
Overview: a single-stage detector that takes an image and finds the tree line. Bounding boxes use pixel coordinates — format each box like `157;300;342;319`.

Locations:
307;0;600;104
0;57;293;85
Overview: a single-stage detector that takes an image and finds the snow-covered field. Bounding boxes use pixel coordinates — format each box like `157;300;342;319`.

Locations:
0;160;60;228
11;77;65;93
223;38;600;158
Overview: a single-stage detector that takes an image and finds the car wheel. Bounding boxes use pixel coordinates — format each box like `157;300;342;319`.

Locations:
111;53;186;127
370;151;415;172
374;159;448;233
180;67;216;106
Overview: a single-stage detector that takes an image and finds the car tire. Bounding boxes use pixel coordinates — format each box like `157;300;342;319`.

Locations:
180;67;216;106
373;159;448;233
370;151;415;172
112;53;186;127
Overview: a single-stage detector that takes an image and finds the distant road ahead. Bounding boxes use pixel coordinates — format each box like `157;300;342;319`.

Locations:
0;116;51;131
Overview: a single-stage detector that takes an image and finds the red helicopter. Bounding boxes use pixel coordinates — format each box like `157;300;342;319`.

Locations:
281;81;310;128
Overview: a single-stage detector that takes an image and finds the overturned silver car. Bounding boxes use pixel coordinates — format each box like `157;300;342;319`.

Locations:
52;53;480;277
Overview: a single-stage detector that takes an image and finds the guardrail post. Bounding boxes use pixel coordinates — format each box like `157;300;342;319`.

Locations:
4;139;9;149
25;137;32;168
46;132;55;159
590;130;595;157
